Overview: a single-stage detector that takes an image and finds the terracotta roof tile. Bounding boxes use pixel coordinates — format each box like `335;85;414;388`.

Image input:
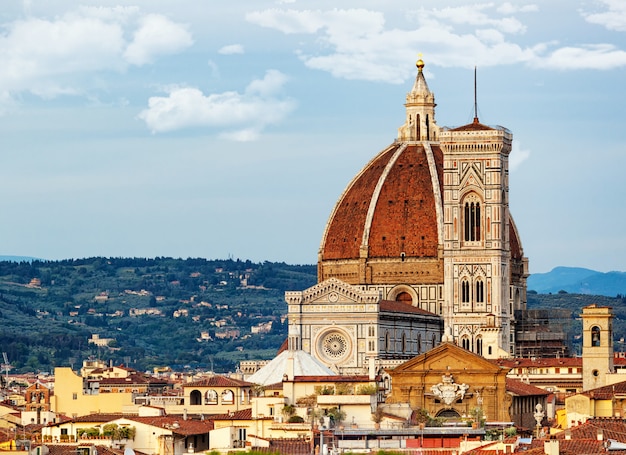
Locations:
580;380;626;399
380;299;438;315
209;408;252;421
126;416;214;435
184;375;253;388
506;378;550;396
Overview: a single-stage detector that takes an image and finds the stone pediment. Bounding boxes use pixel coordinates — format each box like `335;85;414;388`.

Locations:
298;277;379;305
391;342;505;374
460;162;484;190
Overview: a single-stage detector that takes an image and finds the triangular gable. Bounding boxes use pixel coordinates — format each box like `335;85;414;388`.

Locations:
296;277;379;305
390;342;506;375
459;162;484;190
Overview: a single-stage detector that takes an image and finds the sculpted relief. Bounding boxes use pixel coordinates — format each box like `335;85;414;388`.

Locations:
430;374;469;406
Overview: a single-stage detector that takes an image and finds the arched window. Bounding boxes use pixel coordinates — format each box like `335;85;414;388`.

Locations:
476;337;483;356
396;292;413;304
205;389;218;405
476;279;484;303
190;390;202;406
416;114;421;140
461;280;470;303
464;198;481;242
461;336;470;351
591;326;601;346
222;389;234;405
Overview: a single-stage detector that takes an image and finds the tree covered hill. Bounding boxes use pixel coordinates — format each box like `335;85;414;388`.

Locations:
0;257;315;374
0;257;624;374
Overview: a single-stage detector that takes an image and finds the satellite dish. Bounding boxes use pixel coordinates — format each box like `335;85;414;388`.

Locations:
124;448;135;455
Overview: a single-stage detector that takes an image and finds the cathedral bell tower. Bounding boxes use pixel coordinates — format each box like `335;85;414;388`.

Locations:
440;70;516;359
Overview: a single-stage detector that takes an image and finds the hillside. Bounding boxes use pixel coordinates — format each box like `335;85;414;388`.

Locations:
0;257;315;374
0;258;625;374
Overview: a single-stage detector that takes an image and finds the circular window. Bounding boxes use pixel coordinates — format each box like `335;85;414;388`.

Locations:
319;331;351;362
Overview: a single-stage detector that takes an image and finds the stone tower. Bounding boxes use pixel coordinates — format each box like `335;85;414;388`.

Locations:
581;304;614;391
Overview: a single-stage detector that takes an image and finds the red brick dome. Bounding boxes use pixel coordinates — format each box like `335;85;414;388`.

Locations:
317;140;524;286
321;143;443;261
317;142;446;285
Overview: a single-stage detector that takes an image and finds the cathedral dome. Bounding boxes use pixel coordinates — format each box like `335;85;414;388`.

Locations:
317;59;526;290
318;142;445;285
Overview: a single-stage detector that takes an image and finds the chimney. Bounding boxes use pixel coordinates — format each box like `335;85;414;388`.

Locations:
564;429;571;440
597;428;604;441
286;352;295;381
543;439;559;455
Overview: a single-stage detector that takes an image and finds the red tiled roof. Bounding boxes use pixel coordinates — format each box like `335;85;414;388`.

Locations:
581;380;626;399
209;408;252;421
379;300;438;316
125;416;214;435
450;120;495;131
184;375;253;388
506;378;550;396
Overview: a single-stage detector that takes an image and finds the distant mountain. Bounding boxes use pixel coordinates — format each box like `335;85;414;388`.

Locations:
528;266;626;297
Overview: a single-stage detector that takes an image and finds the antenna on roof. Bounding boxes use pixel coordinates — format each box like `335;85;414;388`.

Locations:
473;66;479;124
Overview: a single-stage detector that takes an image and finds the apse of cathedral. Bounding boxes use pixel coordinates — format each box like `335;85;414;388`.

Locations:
285;59;529;376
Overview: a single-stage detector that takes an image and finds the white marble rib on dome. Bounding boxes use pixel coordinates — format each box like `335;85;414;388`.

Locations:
247;349;337;386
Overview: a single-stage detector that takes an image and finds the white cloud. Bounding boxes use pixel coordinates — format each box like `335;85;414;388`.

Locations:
138;70;296;141
582;0;626;31
218;44;244;55
124;14;193;65
533;44;626;70
0;7;192;101
510;142;530;171
247;5;626;83
246;8;385;35
415;5;527;34
497;3;539;14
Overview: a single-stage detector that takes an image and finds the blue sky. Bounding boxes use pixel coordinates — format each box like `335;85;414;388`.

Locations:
0;0;625;274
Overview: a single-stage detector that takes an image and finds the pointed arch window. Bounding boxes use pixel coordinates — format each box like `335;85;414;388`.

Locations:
476;337;483;356
476;279;484;303
464;201;481;241
461;280;470;303
461;336;470;351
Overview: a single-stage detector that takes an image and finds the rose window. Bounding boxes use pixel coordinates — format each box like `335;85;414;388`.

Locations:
322;332;348;359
